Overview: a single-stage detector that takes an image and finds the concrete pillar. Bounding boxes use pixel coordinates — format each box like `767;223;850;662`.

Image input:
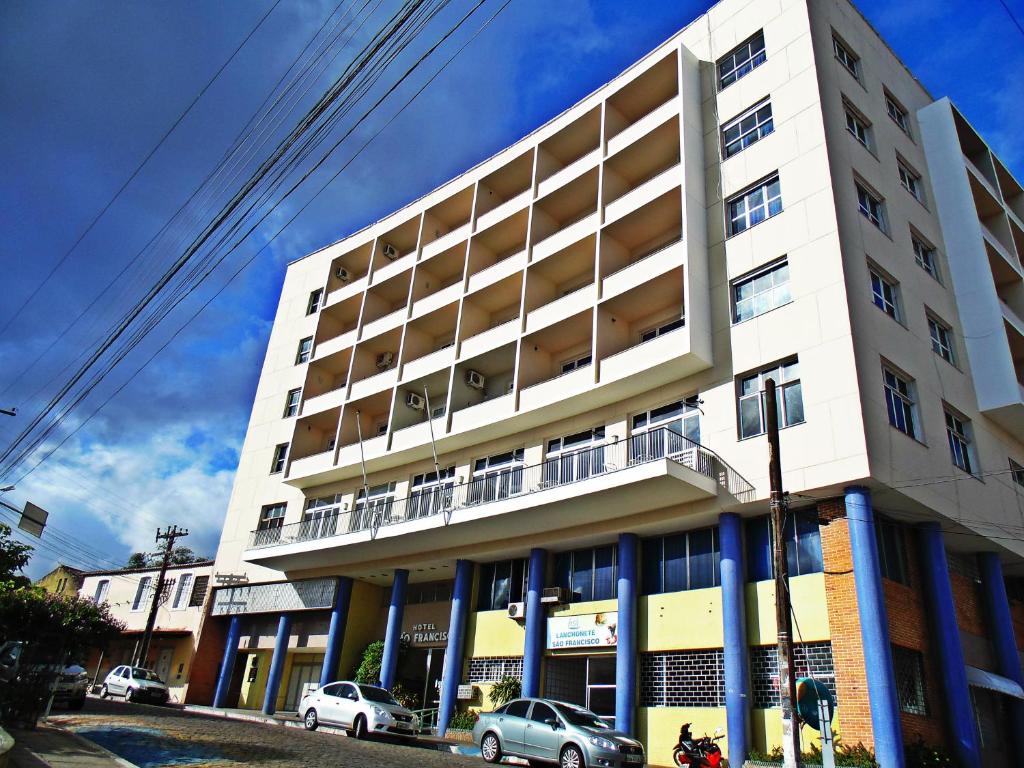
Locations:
262;613;293;715
380;568;408;690
320;577;353;688
977;552;1024;755
845;486;904;768
719;513;750;765
437;559;474;736
522;548;547;698
212;615;242;709
616;533;638;735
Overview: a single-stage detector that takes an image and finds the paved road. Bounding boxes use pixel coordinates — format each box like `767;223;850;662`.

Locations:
46;698;482;768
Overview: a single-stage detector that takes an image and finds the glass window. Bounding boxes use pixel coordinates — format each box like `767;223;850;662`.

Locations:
172;574;194;609
737;359;803;439
555;547;617;602
722;99;774;158
833;35;860;78
845;104;871;149
1010;459;1024;488
409;466;455;519
876;517;909;585
732;259;791;323
893;646;927;715
898;161;924;202
885;91;911;135
717;30;766;89
352;482;397;530
469;449;525;504
857;182;887;231
188;575;209;607
560;353;592;374
870;269;900;320
505;700;531;718
727;174;783;235
93;579;110;603
477;559;529;611
944;408;975;475
306;288;324;316
283;388;302;418
132;577;152;611
745;510;823;581
911;234;939;279
295;336;313;365
270;443;288;474
544;427;606;486
641;527;719;594
883;366;917;439
927;316;955;364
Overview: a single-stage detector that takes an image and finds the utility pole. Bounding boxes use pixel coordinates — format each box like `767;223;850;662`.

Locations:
135;525;188;667
766;379;800;768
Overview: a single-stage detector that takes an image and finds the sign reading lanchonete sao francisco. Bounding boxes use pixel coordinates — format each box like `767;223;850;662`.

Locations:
546;612;618;649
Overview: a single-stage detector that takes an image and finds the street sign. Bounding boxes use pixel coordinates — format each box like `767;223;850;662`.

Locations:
19;502;48;537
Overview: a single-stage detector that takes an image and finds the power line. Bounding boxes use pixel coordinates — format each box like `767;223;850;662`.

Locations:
995;0;1024;38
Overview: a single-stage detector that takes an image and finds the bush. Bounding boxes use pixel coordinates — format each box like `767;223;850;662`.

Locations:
748;737;878;768
488;675;521;707
448;710;479;731
389;681;418;710
353;638;409;684
903;738;958;768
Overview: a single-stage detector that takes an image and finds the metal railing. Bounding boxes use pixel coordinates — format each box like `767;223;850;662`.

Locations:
248;426;754;550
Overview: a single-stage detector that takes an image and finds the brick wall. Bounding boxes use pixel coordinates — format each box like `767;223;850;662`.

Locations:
185;612;228;705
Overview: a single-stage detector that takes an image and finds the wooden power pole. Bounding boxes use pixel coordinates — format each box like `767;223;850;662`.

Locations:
135;525;188;667
766;379;800;768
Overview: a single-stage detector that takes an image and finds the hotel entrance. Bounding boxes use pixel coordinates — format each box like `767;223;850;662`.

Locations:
397;646;445;710
543;654;617;725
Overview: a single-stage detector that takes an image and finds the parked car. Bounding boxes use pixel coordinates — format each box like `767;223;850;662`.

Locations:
299;681;419;739
0;640;88;710
472;698;645;768
100;665;169;704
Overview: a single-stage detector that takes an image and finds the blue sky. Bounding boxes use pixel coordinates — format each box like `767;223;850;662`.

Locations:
1;0;1022;579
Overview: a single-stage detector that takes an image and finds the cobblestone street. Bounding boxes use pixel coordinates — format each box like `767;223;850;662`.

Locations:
41;698;481;768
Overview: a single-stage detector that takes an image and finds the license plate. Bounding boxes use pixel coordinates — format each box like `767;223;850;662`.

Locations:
625;755;644;764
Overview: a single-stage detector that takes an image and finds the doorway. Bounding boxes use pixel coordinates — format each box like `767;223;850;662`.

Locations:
284;662;321;712
398;647;445;710
154;648;174;686
544;655;616;726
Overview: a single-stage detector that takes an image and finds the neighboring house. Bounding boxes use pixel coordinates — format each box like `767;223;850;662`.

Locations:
34;564;84;596
79;561;214;703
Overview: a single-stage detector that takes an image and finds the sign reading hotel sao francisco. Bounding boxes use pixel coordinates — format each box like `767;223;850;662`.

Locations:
546;612;618;650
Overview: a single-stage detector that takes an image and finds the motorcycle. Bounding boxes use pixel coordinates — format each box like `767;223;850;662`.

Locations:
672;722;724;767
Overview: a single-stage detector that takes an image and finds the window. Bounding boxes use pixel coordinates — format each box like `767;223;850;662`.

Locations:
876;517;909;585
352;482;397;530
131;577;152;612
306;288;324;315
93;579;110;604
737;359;804;439
718;31;766;89
468;449;525;504
270;443;288;474
911;233;939;279
300;495;341;540
885;91;911;136
632;397;701;447
857;182;887;231
870;268;900;321
408;466;456;519
745;510;823;581
530;702;557;724
505;700;531;718
898;160;924;202
732;259;791;323
1010;459;1024;488
258;503;286;532
927;315;955;364
844;103;872;150
560;353;592;374
832;35;860;78
721;99;774;158
406;580;453;604
640;317;685;342
642;527;719;594
188;575;209;608
172;574;194;610
295;336;313;364
944;407;975;475
544;427;607;486
477;559;529;611
283;388;302;418
893;646;927;715
554;546;617;602
727;174;782;236
883;366;917;439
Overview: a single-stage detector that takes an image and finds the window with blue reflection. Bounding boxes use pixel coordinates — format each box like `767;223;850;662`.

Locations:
744;510;822;582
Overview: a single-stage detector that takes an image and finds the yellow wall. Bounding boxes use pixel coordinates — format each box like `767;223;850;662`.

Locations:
337;580;385;680
640;588;723;651
465;610;526;657
276;652;324;712
746;573;830;644
638;707;727;768
35;566;82;596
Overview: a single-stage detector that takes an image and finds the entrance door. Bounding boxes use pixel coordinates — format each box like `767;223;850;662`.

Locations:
154;648;174;686
585;656;616;727
285;663;321;711
424;648;445;709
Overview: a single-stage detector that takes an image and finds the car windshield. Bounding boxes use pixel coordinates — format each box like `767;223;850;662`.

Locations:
131;668;163;682
554;703;610;730
358;685;399;705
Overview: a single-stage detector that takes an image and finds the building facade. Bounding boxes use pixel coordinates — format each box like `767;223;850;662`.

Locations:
34;564;84;596
79;561;214;703
193;0;1024;766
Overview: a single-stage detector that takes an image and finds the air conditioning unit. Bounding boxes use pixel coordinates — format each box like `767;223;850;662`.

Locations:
430;404;446;420
507;602;526;620
505;380;515;394
405;392;425;410
466;369;485;390
376;351;394;370
335;266;351;283
541;587;571;605
381;242;399;261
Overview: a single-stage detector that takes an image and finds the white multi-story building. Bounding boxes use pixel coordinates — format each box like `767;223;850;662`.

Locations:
193;1;1024;766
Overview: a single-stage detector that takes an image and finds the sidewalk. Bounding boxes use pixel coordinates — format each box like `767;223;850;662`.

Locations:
7;726;134;768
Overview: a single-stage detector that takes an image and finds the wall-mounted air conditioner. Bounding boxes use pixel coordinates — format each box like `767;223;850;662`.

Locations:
541;587;570;605
466;369;485;390
405;392;425;410
382;243;399;261
376;352;394;370
507;602;526;620
335;266;351;282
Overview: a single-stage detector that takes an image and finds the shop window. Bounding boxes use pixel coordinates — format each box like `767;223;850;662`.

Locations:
477;559;528;611
554;546;617;602
893;645;927;715
745;509;822;581
642;526;719;595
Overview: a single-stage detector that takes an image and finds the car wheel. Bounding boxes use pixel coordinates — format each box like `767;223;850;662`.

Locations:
481;732;503;764
560;744;585;768
353;714;368;740
99;685;109;699
125;687;135;703
304;708;319;731
68;697;85;711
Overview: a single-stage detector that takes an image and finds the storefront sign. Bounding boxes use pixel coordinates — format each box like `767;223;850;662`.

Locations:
546;612;618;649
401;622;449;647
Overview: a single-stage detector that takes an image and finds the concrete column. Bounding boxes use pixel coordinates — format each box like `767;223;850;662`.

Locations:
212;615;242;709
917;523;979;766
522;548;547;698
320;577;354;688
262;613;293;715
845;486;904;768
616;533;638;735
977;552;1024;755
719;513;750;766
437;559;474;736
379;568;408;690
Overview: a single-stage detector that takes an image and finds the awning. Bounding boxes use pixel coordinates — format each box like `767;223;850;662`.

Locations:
966;666;1024;700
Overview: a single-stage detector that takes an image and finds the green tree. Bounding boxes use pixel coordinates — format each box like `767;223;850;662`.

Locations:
125;552;149;568
167;547;206;565
0;523;32;588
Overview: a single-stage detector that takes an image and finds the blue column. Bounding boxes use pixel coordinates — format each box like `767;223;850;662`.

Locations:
719;513;749;766
262;613;293;715
845;486;903;768
380;568;408;690
917;523;978;766
438;559;474;736
978;552;1024;755
616;534;638;735
320;577;354;687
522;548;547;698
213;615;242;709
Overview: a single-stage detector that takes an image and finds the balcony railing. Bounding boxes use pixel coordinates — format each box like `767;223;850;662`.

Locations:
247;426;755;550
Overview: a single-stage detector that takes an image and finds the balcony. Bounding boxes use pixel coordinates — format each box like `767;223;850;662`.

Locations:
245;426;754;568
422;185;474;258
326;240;373;299
476;150;534;231
605;51;678;151
374;216;420;270
536;106;600;194
531;168;599;260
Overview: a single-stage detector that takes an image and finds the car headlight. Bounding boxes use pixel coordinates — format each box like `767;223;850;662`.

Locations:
373;706;391;720
589;735;617;750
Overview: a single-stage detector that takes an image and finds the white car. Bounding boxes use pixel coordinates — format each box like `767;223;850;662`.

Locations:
100;665;169;704
299;681;419;739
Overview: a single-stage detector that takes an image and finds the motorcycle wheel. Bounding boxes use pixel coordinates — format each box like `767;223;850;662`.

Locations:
672;747;691;767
